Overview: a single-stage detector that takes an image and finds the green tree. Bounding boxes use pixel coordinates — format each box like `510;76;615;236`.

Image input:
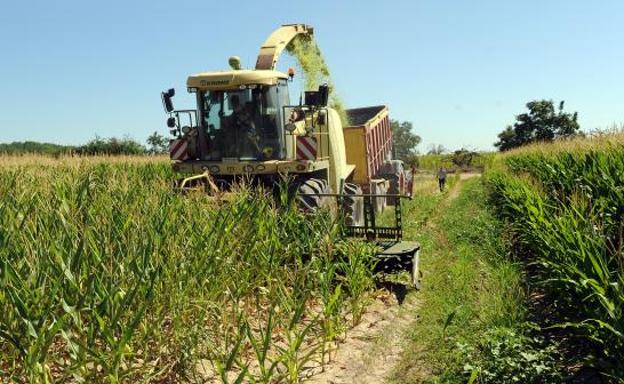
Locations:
391;120;421;160
147;131;168;154
451;148;478;168
77;136;146;155
495;100;580;151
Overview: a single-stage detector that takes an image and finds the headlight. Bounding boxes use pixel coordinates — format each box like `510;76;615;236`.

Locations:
181;126;191;134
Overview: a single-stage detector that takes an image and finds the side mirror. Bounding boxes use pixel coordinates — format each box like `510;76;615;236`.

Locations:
285;123;296;133
161;88;175;113
318;84;329;107
304;91;318;106
167;117;177;128
303;84;329;107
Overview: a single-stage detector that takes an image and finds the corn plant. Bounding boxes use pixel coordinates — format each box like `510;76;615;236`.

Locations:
335;241;378;326
485;136;624;377
0;157;383;383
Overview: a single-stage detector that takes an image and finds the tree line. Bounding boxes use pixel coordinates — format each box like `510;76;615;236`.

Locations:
0;100;586;158
390;120;484;169
393;99;585;162
0;124;475;169
0;134;169;156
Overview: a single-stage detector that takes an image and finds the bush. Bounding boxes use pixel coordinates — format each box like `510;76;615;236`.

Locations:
461;324;562;383
76;136;146;155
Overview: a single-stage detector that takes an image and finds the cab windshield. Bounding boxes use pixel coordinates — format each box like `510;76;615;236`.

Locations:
201;80;289;160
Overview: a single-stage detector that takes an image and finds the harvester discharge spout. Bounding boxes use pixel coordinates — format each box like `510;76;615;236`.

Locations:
255;24;314;70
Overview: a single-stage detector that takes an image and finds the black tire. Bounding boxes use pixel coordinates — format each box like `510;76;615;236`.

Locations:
342;183;364;226
307;178;331;207
296;178;330;211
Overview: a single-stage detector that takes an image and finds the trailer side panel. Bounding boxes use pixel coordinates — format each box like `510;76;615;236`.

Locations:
343;105;393;185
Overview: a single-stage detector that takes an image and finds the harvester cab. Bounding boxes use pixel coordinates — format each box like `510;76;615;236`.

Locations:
161;24;350;196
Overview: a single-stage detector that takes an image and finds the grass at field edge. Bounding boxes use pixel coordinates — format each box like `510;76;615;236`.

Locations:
390;178;565;383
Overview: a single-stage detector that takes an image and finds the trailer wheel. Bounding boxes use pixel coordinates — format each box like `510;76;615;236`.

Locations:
342;183;364;226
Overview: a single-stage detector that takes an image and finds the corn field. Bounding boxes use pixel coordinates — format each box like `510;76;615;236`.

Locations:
0;157;377;383
484;134;624;377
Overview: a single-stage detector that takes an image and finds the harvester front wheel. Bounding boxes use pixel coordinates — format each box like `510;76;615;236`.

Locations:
296;178;330;211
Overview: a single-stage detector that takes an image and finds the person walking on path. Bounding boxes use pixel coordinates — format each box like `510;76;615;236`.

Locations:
437;167;447;192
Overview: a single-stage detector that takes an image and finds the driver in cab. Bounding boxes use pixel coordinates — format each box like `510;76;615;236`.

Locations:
226;94;260;157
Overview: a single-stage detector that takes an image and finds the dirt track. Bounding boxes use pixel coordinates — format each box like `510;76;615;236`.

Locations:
303;175;479;383
303;287;421;384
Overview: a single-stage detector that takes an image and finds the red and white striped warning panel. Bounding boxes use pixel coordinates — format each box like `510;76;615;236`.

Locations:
169;139;190;161
296;137;317;160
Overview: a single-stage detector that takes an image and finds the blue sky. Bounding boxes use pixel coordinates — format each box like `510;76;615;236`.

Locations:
1;0;622;151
